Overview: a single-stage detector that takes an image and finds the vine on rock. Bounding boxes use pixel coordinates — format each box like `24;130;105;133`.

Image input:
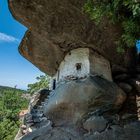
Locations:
84;0;140;52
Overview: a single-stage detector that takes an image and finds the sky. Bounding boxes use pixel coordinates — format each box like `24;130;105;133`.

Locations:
0;0;44;89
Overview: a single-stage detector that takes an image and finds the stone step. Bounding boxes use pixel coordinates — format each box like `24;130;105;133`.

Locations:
31;112;41;116
41;102;45;105
44;98;49;103
25;114;32;120
31;109;38;113
37;109;43;113
38;105;43;109
26;119;34;123
45;100;48;104
33;118;42;123
35;113;43;117
44;102;49;106
32;116;47;123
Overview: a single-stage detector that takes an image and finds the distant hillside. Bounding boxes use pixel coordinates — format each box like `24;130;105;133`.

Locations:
0;85;26;93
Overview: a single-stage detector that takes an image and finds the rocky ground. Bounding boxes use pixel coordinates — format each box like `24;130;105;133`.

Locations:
15;68;140;140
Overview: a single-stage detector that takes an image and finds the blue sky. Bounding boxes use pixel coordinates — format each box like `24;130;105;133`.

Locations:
0;0;43;89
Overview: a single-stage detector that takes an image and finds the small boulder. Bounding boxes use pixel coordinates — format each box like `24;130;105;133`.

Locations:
83;116;108;132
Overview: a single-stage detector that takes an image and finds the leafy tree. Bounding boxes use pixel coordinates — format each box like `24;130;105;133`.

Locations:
84;0;140;52
0;119;19;140
27;74;50;94
0;87;29;140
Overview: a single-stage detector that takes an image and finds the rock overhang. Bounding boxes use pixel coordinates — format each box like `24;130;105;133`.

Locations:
8;0;131;76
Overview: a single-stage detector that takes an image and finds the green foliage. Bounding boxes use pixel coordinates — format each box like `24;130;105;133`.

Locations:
0;87;29;140
84;0;140;51
0;119;19;140
27;74;50;94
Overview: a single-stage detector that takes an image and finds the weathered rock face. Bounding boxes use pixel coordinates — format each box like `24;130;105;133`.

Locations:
8;0;136;76
21;122;140;140
44;76;126;126
15;77;140;140
16;76;138;140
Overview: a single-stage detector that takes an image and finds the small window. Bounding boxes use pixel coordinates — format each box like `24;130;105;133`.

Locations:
75;63;82;71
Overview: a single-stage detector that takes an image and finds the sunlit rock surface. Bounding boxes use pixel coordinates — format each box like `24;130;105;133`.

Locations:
8;0;136;76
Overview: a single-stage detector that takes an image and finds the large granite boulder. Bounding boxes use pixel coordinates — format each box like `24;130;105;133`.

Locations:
8;0;136;76
44;76;126;126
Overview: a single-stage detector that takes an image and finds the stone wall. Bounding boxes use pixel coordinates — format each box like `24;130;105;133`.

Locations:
89;50;112;81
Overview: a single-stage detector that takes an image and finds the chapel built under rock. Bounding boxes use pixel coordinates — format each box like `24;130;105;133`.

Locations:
50;48;112;90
